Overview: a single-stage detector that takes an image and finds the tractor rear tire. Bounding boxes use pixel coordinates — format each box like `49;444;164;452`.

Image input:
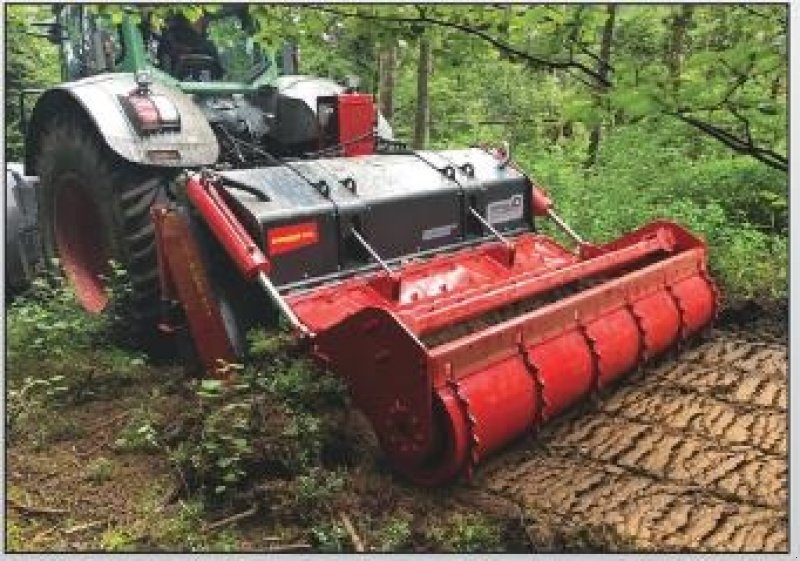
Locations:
36;118;171;335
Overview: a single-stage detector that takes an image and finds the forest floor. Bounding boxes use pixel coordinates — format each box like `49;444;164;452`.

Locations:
5;303;788;553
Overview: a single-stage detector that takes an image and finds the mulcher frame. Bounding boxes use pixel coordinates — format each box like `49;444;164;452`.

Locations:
152;171;718;485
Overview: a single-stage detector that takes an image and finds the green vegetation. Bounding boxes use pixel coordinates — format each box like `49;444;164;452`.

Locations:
6;271;151;447
113;405;161;453
85;456;115;484
164;329;348;499
375;512;414;551
425;512;504;552
5;4;787;302
4;2;787;554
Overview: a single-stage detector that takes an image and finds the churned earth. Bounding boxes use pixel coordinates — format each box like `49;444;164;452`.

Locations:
459;321;788;552
6;305;787;552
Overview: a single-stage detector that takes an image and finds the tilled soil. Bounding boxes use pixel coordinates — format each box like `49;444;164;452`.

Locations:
6;314;788;552
459;326;788;552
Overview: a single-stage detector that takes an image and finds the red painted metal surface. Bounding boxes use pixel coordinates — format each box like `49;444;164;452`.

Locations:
53;177;111;313
151;204;236;375
337;94;376;156
186;174;270;280
293;220;718;484
531;185;553;216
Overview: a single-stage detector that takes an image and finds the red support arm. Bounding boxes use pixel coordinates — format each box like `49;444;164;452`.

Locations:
185;174;270;281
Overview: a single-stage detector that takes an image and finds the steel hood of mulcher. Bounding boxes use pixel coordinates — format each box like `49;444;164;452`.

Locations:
179;168;718;486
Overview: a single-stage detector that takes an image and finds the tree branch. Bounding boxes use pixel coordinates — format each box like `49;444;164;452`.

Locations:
670;111;787;171
306;5;612;87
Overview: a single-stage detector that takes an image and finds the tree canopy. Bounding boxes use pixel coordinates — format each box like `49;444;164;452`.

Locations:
5;4;787;299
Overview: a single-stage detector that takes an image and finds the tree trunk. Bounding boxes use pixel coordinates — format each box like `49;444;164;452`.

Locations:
667;4;693;93
378;44;396;121
585;4;617;168
413;34;431;149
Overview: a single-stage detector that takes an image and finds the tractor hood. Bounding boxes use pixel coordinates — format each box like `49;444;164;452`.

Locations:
272;75;393;146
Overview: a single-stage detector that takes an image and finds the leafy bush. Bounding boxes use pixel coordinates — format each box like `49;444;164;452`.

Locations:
7;272;110;358
292;468;345;513
166;329;348;499
7;374;75;446
376;512;414;551
114;406;162;453
309;521;348;552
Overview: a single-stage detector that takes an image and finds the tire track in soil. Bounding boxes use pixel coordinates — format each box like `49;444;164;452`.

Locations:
463;328;788;552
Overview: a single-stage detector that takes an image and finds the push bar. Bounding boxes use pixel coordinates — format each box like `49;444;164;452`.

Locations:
531;185;585;245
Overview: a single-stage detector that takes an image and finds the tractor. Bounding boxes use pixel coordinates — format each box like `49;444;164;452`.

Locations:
9;5;718;485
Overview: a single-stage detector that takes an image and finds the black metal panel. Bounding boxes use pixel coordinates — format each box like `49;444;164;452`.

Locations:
289;155;464;263
218;167;340;286
420;148;531;236
217;149;531;288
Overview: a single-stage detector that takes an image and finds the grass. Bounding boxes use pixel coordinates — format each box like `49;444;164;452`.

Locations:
425;512;504;553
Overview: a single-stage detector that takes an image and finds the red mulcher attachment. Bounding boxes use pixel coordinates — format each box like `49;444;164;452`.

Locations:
161;172;718;485
289;220;717;484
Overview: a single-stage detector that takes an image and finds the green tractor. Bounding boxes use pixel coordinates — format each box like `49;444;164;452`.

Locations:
10;4;718;485
17;4;391;327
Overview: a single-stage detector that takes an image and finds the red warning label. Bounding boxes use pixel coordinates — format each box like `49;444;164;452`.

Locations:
267;221;319;256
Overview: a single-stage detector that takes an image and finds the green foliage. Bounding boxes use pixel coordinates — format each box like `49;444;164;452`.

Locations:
138;499;238;551
166;329;347;499
7;272;110;357
376;512;414;551
292;468;345;513
519;119;787;302
168;379;254;496
114;406;161;453
6;521;25;551
100;527;136;552
309;521;348;552
7;267;153;416
5;5;61;162
6;373;76;446
86;456;116;483
425;512;503;553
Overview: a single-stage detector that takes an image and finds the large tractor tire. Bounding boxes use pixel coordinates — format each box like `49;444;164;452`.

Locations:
36;118;170;334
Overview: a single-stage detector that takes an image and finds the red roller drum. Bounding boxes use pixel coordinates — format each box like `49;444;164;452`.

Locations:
671;275;718;334
293;221;719;485
527;330;594;420
457;354;538;462
585;307;642;387
632;289;682;356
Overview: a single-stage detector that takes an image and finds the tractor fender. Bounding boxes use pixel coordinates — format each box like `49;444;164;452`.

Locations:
25;73;219;175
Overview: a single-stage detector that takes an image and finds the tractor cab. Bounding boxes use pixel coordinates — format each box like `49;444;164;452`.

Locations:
45;5;291;86
152;14;224;81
